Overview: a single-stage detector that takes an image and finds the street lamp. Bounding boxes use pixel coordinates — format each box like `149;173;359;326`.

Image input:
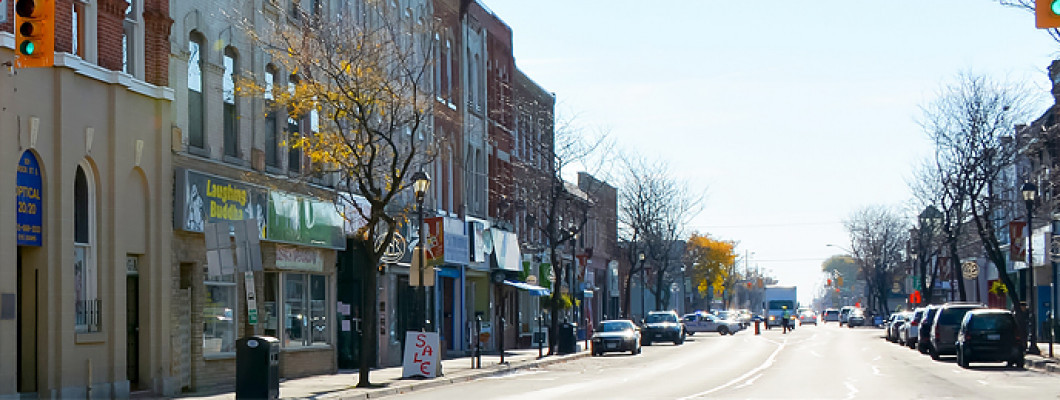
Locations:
1022;181;1041;355
638;253;646;322
412;170;431;331
917;205;943;304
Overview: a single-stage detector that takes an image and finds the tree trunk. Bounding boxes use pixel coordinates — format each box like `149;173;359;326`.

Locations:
949;239;967;301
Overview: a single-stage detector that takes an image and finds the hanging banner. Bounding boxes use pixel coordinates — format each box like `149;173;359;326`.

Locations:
1010;221;1027;262
267;191;345;249
424;217;445;267
16;151;43;246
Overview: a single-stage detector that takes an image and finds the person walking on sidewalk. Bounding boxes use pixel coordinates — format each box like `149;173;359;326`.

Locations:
781;306;792;334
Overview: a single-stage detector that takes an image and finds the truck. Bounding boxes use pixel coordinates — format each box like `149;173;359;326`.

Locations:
763;285;797;329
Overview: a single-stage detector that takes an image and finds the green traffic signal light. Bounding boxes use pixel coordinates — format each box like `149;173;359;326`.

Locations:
1053;0;1060;15
20;40;35;55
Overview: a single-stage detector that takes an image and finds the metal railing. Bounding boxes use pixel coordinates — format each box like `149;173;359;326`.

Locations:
75;299;102;333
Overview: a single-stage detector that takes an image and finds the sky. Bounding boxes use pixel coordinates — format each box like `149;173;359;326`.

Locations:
484;0;1059;305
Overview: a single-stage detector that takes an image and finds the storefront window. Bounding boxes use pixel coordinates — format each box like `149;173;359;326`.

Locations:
262;273;279;338
204;273;237;355
284;273;329;347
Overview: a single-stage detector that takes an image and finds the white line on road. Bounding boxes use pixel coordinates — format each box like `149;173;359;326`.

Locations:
810;350;823;358
844;381;859;400
674;339;786;400
730;374;762;391
871;366;882;376
977;380;989;386
872;355;881;361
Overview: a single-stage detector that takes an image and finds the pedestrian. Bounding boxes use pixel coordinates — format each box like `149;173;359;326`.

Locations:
781;306;791;334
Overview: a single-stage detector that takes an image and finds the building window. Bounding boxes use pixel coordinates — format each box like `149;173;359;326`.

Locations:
265;65;280;168
72;2;85;58
187;34;205;149
223;47;239;158
287;74;303;174
74;163;100;333
284;274;328;347
203;272;237;355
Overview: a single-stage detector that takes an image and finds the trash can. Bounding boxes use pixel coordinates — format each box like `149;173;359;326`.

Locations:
236;336;280;400
558;322;578;354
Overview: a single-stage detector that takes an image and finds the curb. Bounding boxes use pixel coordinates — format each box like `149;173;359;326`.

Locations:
1025;357;1059;375
328;352;591;399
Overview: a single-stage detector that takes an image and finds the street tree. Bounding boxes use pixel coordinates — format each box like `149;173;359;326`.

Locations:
843;205;909;315
617;156;700;314
684;233;736;310
518;112;610;355
909;160;961;302
919;72;1036;323
243;2;440;387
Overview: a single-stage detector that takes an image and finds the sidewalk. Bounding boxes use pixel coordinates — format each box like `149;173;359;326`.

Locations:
1025;342;1060;374
180;346;589;400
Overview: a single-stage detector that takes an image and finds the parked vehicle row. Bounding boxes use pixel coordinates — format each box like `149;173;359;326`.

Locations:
881;302;1025;369
590;309;747;356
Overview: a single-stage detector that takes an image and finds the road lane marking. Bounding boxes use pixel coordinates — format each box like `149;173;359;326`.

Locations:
674;339;786;400
730;373;762;390
810;350;823;358
844;381;858;400
871;366;882;376
977;380;989;386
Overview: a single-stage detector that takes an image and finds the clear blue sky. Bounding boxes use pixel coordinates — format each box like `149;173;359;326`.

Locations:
485;0;1059;304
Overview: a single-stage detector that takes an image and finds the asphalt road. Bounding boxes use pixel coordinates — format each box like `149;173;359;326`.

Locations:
390;322;1060;399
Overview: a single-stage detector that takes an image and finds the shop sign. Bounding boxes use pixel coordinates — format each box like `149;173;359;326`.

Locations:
275;244;323;272
443;217;469;265
16;151;43;246
174;168;267;235
268;191;345;249
423;217;445;267
490;229;522;272
402;331;440;378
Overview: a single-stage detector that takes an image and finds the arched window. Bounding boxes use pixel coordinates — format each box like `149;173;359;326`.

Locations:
74;163;99;332
187;33;205;149
223;47;239;158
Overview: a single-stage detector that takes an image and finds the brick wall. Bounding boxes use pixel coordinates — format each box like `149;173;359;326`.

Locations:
96;0;126;71
143;0;172;86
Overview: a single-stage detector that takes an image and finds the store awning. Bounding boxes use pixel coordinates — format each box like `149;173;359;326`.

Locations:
503;280;551;296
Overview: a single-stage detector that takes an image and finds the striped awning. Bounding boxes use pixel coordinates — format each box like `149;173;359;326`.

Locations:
502;280;551;296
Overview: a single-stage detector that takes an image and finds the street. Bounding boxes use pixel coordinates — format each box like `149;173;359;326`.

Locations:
390;323;1060;399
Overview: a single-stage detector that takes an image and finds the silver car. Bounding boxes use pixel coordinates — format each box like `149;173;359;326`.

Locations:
591;320;642;356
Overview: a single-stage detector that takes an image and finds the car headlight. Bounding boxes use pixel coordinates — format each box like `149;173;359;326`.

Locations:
624;331;635;339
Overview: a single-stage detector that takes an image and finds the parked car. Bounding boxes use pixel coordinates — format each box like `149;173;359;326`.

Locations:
591;320;642;356
642;310;685;345
839;306;855;325
886;312;910;342
683;313;741;335
822;308;840;323
956;309;1024;369
917;305;942;355
847;308;866;328
798;310;818;325
929;302;985;360
901;308;926;349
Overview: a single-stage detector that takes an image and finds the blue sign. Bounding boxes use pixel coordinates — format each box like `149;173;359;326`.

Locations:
16;151;43;246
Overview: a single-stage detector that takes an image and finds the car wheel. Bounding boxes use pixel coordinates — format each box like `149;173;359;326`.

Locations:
719;326;729;335
687;331;695;336
644;339;652;346
957;348;968;368
930;347;940;360
1015;357;1025;369
918;343;928;354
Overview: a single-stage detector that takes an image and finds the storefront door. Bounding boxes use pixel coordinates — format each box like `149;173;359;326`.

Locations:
17;248;38;393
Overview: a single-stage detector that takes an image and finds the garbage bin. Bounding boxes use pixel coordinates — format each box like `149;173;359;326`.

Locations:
236;336;280;400
558;322;578;354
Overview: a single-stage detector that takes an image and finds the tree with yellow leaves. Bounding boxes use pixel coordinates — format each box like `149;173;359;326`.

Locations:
241;1;441;387
684;233;736;310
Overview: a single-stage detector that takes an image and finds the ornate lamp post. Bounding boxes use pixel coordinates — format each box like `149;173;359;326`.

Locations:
918;206;942;304
1022;181;1041;355
412;171;431;331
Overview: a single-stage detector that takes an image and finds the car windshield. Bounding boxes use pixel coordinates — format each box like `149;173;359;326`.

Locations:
598;322;632;332
769;300;795;310
646;313;677;323
970;315;1014;331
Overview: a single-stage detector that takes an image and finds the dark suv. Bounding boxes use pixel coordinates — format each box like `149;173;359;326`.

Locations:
917;305;941;354
956;309;1024;368
929;302;985;360
642;311;685;345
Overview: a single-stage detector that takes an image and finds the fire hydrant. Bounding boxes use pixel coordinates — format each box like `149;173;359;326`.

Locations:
754;319;761;335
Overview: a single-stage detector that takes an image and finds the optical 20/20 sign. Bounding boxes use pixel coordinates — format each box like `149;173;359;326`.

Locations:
17;151;43;246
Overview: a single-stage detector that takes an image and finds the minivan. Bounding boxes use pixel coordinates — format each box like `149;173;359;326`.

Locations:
918;305;941;354
929;302;985;359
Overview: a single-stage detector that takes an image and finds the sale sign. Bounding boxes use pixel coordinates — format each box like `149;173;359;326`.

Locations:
402;331;441;378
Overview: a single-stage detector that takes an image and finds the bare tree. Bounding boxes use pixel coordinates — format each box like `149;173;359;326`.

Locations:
244;2;440;386
920;72;1036;330
844;205;909;315
909;160;960;303
617;156;701;314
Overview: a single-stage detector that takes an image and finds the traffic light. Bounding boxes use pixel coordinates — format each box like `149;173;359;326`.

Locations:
836;276;843;287
14;0;55;69
827;279;832;286
1038;0;1060;28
